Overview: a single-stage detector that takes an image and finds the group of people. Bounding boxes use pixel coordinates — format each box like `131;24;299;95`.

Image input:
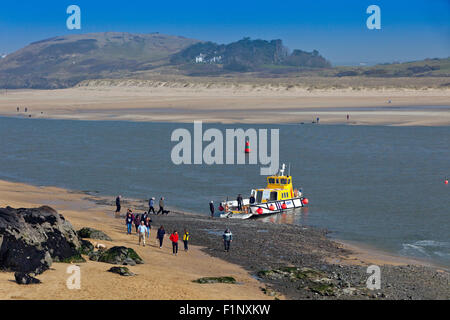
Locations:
124;209;190;255
118;195;234;254
116;195;170;216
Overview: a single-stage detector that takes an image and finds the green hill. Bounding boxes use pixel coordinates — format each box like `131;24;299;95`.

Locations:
0;32;199;89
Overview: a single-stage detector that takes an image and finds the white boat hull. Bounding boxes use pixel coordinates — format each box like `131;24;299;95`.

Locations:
219;197;305;219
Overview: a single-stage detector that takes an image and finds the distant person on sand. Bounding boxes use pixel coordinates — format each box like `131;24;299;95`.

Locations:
169;230;179;255
125;210;134;235
209;201;215;218
144;216;152;239
223;229;233;252
346;114;349;121
157;226;166;248
157;197;165;215
183;229;190;251
115;195;122;214
148;197;156;214
138;221;148;247
316;117;320;124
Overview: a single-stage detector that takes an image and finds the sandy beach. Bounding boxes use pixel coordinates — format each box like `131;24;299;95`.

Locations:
1;179;448;300
0;180;271;300
0;83;449;126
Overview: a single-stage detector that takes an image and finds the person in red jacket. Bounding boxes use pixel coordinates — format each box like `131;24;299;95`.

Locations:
169;230;179;256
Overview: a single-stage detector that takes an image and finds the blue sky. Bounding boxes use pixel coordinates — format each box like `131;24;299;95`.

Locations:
0;0;448;65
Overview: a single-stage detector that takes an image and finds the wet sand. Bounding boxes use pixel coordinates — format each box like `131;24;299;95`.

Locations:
0;179;448;300
0;85;449;126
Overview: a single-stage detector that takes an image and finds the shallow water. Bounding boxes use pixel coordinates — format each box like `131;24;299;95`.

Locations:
0;116;449;266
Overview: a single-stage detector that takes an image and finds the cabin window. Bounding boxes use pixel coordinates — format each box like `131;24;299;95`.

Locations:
268;178;275;184
288;179;291;184
280;178;287;184
256;191;263;203
270;192;278;201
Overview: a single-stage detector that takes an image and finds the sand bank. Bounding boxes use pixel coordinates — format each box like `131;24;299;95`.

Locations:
0;85;449;126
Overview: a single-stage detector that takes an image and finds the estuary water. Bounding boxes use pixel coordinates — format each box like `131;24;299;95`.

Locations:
0;116;449;267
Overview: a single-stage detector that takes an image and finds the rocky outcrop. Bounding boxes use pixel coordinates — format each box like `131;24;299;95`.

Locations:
14;272;41;285
79;239;95;255
89;246;143;265
77;227;112;241
0;206;81;275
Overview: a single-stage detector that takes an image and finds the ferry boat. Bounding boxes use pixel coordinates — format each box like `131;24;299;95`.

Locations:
219;164;308;219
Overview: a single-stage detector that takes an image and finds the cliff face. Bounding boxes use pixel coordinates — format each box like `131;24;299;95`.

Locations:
0;206;81;275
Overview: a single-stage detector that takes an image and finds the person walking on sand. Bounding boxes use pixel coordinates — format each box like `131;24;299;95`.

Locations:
115;195;122;214
223;229;233;252
182;229;190;251
141;211;148;224
157;225;166;248
144;216;152;239
209;201;215;218
148;197;156;214
134;212;141;233
125;210;134;235
157;197;165;215
138;221;148;247
170;230;179;255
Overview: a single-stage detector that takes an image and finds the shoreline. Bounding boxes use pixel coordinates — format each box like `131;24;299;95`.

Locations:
1;179;449;299
0;86;449;126
0;177;445;271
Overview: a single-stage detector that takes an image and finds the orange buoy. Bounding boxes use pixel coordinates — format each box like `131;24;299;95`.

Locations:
269;204;275;211
245;140;251;153
256;207;263;214
302;198;309;205
281;203;287;209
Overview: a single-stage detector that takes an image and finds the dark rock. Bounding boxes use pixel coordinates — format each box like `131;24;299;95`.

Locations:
193;276;236;284
92;246;143;265
123;258;136;266
77;227;112;241
79;239;94;255
108;266;135;276
0;206;81;275
14;272;41;285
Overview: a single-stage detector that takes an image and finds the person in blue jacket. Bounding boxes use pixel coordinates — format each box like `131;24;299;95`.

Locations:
157;225;166;248
148;197;155;214
223;229;233;252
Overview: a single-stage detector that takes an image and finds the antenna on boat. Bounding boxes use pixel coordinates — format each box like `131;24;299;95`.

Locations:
279;163;286;176
288;163;291;177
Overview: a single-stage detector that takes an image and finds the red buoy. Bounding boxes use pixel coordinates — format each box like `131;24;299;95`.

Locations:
281;203;287;209
269;204;275;211
245;140;251;153
256;207;263;214
445;180;449;185
302;198;309;205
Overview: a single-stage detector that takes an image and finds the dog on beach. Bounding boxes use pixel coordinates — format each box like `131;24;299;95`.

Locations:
94;242;107;250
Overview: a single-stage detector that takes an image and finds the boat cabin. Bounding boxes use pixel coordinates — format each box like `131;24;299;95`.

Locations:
252;174;297;203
